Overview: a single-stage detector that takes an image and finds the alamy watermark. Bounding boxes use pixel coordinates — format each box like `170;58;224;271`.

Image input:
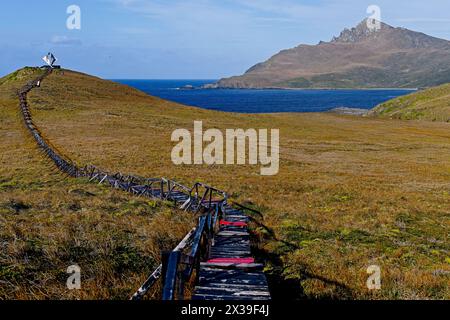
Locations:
366;265;381;290
66;265;81;290
67;5;81;30
171;121;279;176
367;5;382;31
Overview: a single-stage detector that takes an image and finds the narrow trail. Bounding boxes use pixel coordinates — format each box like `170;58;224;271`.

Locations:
18;69;271;301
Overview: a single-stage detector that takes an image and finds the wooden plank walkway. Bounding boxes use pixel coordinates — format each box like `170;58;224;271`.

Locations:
192;205;271;300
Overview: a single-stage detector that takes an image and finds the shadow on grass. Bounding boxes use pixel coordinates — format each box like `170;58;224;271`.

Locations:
241;206;355;300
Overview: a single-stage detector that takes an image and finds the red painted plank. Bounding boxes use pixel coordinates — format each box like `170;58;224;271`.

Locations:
220;220;248;227
207;258;255;264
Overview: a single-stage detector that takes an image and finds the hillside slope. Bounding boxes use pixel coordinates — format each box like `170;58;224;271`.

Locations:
1;68;449;300
0;68;196;299
369;83;450;121
211;19;450;89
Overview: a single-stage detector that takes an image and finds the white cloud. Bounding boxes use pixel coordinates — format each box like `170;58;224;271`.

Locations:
50;35;82;46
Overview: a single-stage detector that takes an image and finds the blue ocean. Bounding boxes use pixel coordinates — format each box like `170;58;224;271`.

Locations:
112;79;413;114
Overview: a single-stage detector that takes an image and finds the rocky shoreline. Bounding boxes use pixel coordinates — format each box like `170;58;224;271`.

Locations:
327;107;369;116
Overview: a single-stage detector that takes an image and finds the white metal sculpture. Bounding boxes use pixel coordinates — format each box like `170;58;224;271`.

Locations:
42;52;57;67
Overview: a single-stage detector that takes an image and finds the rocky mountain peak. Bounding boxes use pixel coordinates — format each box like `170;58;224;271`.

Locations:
331;19;393;43
213;20;450;89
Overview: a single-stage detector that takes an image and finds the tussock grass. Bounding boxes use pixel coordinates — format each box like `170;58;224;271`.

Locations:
0;68;449;299
370;83;450;122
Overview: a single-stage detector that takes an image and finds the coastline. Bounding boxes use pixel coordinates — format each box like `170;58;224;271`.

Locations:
201;85;419;91
109;80;418;91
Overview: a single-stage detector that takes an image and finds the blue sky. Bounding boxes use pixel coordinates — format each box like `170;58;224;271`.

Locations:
1;0;449;78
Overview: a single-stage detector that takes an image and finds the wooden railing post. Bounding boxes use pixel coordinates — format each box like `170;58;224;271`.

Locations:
177;274;185;300
208;188;212;209
162;251;181;300
166;180;172;199
161;251;170;286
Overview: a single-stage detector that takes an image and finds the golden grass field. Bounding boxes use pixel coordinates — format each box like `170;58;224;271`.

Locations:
0;68;449;300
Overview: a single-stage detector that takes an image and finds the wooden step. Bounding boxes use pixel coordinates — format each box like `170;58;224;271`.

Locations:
224;211;246;217
211;237;251;258
198;267;268;285
214;236;250;245
224;215;249;222
210;253;252;259
200;262;264;270
219;226;249;233
193;286;270;300
220;220;247;227
193;267;270;301
192;293;270;301
217;230;250;237
224;208;245;213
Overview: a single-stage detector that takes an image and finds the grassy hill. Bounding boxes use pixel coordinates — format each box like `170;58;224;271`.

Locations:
1;68;449;299
370;83;450;121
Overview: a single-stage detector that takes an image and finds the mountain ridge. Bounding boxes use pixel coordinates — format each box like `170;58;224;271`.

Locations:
209;19;450;89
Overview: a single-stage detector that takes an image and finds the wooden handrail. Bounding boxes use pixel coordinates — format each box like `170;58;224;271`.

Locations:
159;205;222;300
131;228;196;300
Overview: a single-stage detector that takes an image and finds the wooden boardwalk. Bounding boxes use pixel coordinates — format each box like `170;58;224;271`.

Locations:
193;205;270;300
18;69;271;301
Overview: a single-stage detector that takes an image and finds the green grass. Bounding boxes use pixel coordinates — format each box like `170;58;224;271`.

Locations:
370;83;450;122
